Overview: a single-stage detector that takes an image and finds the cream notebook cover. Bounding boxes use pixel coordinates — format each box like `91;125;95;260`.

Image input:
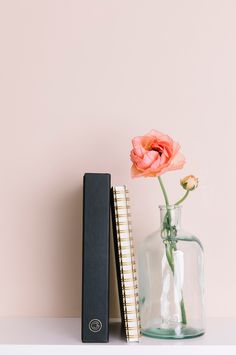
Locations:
111;185;141;342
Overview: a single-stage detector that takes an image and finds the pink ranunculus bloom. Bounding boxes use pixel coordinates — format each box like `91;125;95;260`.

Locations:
130;130;186;178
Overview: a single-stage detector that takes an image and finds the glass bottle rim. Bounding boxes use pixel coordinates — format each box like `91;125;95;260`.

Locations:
159;204;182;210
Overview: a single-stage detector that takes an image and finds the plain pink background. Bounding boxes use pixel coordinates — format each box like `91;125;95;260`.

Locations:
0;0;235;317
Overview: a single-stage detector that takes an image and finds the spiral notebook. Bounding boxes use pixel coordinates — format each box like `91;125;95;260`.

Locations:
111;185;141;343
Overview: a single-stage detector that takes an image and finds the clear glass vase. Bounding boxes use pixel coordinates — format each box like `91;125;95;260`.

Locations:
139;205;205;339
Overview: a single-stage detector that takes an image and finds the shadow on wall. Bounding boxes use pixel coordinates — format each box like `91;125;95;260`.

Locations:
50;183;83;317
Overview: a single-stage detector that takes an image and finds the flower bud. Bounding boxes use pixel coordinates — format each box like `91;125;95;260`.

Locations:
180;175;198;191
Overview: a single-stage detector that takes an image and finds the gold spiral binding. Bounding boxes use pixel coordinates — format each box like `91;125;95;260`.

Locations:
112;186;141;342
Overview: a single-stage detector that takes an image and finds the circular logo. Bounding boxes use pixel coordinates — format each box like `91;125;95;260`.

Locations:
89;319;102;333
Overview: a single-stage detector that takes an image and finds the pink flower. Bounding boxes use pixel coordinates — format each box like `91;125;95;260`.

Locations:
130;130;186;178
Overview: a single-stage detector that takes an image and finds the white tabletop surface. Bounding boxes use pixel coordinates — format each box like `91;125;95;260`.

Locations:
0;317;234;355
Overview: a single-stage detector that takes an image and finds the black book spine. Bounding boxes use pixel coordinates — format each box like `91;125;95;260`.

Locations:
82;173;110;343
110;188;126;336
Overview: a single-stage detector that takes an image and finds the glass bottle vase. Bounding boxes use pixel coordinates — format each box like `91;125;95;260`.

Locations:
139;205;205;339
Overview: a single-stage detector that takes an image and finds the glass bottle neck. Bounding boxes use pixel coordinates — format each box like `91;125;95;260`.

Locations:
160;205;182;231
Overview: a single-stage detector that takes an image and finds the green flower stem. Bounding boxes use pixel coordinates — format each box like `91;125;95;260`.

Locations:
157;176;187;326
175;190;190;206
180;296;187;325
158;176;172;237
165;243;174;273
158;176;170;206
165;244;187;325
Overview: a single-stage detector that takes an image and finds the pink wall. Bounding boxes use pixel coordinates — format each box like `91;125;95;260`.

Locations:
0;0;235;317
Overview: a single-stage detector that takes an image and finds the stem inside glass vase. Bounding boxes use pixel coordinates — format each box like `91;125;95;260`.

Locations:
158;176;187;325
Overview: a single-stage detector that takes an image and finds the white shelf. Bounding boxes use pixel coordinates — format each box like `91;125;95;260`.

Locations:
0;318;234;354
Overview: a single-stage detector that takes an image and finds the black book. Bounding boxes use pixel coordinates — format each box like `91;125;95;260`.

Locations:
82;173;111;343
